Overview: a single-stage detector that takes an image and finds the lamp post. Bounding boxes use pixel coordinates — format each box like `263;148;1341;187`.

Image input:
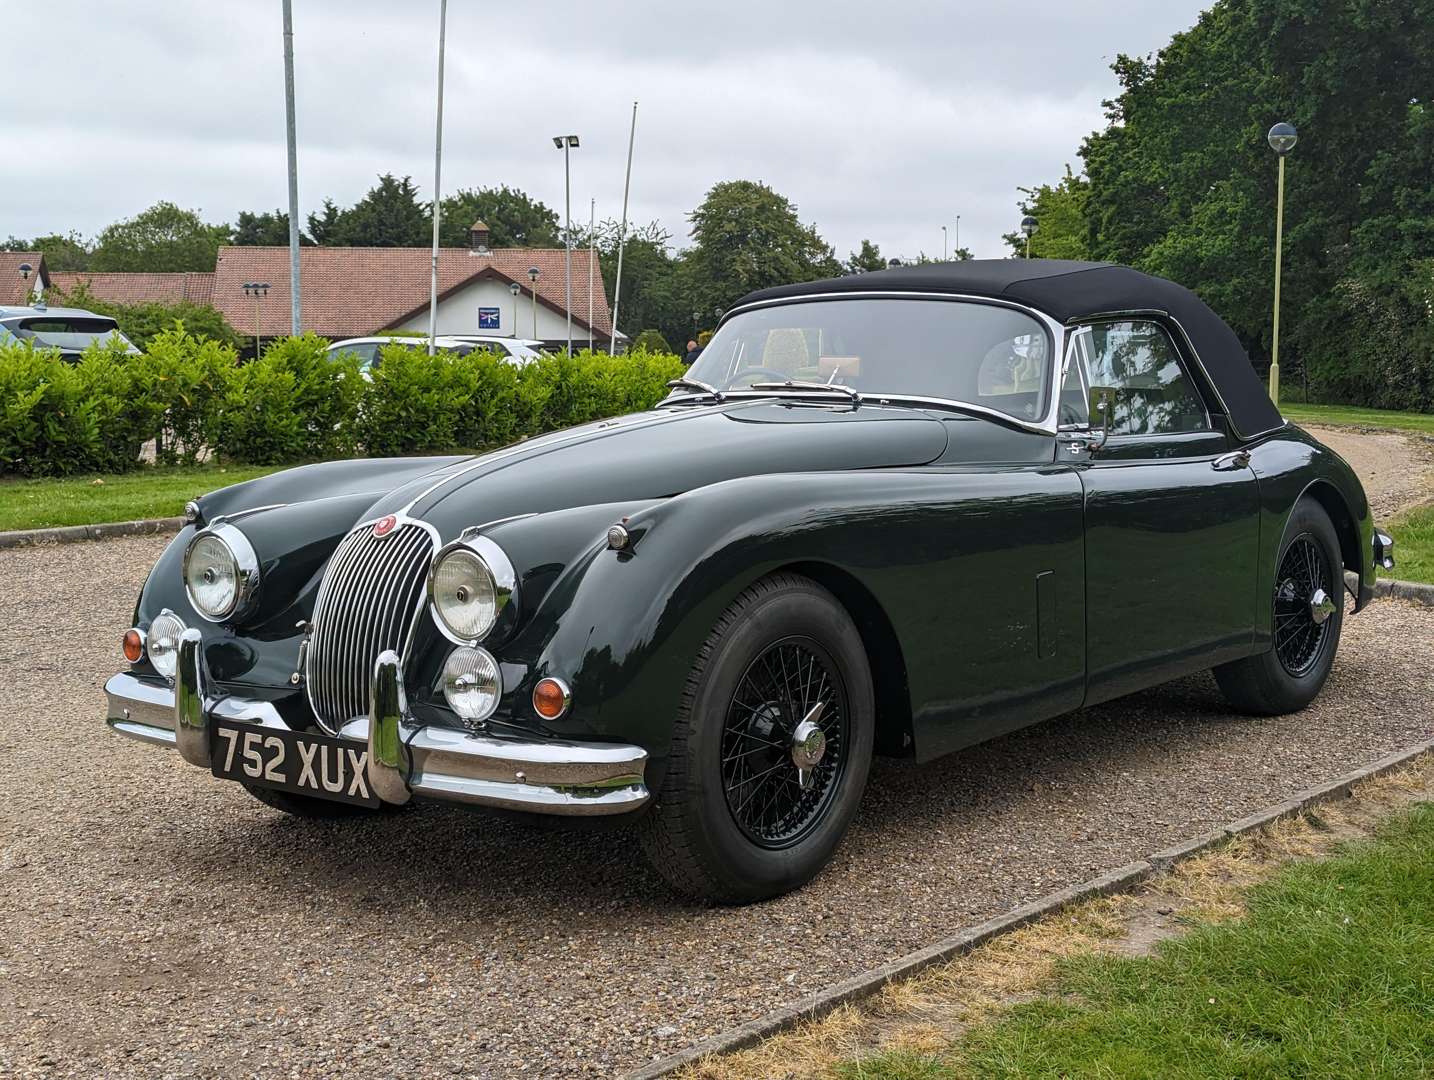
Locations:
1267;121;1297;405
588;196;595;352
282;0;302;334
955;214;961;259
527;266;540;341
509;281;521;338
1021;215;1038;258
427;0;449;355
609;101;638;355
942;225;948;262
552;134;579;355
242;282;270;358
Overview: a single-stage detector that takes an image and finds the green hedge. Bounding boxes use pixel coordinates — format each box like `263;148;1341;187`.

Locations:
0;332;684;476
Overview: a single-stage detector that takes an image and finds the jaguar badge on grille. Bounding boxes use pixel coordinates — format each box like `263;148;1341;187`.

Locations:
373;514;397;538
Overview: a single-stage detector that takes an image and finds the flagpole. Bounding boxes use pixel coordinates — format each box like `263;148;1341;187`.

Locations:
609;100;637;355
426;0;448;355
588;197;595;352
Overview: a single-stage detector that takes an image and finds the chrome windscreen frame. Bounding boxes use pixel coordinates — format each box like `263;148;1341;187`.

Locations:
660;291;1069;437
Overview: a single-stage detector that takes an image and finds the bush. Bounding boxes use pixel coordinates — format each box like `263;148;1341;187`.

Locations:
632;329;671;353
0;334;686;476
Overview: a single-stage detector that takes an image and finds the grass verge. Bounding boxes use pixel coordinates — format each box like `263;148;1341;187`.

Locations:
1283;402;1434;436
0;464;284;532
1385;501;1434;586
683;758;1434;1080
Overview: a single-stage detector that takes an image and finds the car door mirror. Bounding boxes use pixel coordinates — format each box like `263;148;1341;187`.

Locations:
1088;385;1117;448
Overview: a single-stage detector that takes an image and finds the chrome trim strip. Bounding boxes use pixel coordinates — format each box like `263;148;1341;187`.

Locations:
397;404;730;515
108;718;177;747
693;291;1067;435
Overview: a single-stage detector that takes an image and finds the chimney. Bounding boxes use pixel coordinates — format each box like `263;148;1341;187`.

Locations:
469;220;491;255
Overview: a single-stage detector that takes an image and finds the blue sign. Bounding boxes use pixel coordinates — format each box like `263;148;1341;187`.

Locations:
478;307;501;331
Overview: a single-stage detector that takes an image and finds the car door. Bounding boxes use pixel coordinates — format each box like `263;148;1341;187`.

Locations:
1064;318;1261;706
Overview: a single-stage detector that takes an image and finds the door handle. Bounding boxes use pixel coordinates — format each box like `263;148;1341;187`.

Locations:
1211;450;1251;471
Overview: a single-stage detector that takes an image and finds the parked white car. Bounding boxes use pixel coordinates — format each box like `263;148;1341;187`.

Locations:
325;335;542;373
0;304;139;360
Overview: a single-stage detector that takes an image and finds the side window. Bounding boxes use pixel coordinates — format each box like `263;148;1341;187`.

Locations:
1076;320;1208;436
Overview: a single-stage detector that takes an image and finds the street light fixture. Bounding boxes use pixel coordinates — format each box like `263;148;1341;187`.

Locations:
508;281;521;339
1020;216;1038;259
527;266;540;341
1267;121;1298;404
242;282;270;358
18;262;33;304
552;134;580;355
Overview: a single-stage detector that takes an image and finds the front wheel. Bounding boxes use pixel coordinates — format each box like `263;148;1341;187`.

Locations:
640;573;875;903
1215;497;1344;715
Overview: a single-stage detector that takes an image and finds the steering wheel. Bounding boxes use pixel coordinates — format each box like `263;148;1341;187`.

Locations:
727;366;796;389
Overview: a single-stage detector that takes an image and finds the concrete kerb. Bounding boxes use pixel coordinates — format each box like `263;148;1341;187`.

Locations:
0;517;185;549
626;737;1434;1079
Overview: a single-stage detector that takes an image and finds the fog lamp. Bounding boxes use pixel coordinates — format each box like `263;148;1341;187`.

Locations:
147;610;187;679
442;646;501;726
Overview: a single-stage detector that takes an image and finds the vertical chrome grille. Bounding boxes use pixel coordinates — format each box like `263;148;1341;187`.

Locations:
306;520;435;731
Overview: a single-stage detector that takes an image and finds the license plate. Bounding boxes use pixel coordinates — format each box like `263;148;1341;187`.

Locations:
210;719;380;808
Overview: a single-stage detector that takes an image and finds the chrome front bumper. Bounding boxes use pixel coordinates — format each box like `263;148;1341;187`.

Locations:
104;630;649;815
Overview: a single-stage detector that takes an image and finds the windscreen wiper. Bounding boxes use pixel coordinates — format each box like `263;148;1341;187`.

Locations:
664;376;724;402
747;379;860;402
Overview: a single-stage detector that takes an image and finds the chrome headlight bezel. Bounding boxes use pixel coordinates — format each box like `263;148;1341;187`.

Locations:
427;534;518;646
182;522;261;623
147;609;188;680
441;645;503;726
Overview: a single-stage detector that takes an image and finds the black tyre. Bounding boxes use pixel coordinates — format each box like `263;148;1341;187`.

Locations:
640;573;875;904
1214;498;1344;715
241;782;389;818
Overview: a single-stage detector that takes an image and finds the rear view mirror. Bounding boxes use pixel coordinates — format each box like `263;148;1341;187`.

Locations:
1088;385;1116;448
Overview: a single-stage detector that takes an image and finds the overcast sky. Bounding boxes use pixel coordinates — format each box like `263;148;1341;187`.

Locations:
3;1;1209;262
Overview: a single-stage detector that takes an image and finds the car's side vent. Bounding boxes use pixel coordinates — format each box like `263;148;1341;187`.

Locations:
305;519;435;732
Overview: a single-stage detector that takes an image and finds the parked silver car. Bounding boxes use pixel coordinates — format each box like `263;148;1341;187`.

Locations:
0;304;139;359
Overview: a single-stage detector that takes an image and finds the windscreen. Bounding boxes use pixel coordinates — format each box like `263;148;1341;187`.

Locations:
6;316;130;352
685;298;1051;422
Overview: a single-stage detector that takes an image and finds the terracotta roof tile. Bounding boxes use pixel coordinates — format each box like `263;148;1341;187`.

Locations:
49;271;216;307
212;246;614;339
0;252;48;305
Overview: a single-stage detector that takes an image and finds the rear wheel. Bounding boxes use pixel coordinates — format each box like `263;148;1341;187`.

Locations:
1215;498;1344;715
640;573;874;903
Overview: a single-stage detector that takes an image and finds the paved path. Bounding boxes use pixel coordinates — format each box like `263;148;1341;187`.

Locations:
2;535;1432;1078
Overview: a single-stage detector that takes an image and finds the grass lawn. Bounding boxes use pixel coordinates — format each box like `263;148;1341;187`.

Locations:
1283;401;1434;436
0;464;284;532
1388;502;1434;586
837;804;1434;1080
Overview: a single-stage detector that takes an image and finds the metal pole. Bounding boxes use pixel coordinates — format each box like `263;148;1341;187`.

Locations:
282;0;301;334
1269;155;1286;404
426;0;448;356
563;142;573;356
609;101;637;355
531;287;538;340
955;215;960;258
254;293;261;358
942;225;947;261
588;197;595;352
1025;234;1031;259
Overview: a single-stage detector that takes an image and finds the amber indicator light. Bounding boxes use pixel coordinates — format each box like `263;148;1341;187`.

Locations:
122;628;145;663
532;678;569;719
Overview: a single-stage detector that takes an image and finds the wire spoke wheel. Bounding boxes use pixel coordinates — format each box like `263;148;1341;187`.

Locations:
1273;533;1334;677
721;637;848;849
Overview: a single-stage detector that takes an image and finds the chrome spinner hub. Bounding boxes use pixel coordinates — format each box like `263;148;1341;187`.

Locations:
1309;587;1335;625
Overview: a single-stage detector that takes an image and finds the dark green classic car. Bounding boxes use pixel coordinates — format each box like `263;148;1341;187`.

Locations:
106;260;1394;903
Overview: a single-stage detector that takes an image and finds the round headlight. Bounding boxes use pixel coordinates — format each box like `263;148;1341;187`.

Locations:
147;610;187;679
442;646;501;725
183;523;259;622
432;548;498;641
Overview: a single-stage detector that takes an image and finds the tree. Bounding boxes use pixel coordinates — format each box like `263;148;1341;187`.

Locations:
305;175;428;247
90;202;229;272
844;239;886;274
438;185;560;247
1001;166;1092;260
683;181;840;315
232;209;310;246
2;232;92;271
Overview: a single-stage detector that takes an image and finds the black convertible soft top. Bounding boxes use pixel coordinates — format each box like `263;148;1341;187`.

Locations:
733;260;1283;439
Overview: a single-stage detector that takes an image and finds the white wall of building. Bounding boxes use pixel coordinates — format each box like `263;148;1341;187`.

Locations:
393;275;602;344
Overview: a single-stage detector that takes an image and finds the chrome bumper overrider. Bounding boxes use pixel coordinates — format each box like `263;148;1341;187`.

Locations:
104;633;649;816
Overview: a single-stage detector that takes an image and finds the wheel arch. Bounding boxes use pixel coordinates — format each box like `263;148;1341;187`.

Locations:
775;561;915;758
1299;478;1361;582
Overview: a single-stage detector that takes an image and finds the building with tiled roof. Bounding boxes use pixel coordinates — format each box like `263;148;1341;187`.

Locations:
214;223;620;348
50;271;216;307
0;252;49;305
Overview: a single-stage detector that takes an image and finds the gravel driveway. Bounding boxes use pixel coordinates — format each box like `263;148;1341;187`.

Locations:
1303;423;1434;519
3;531;1433;1079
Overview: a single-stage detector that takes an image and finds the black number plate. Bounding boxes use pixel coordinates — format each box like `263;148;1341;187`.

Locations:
210;719;380;808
